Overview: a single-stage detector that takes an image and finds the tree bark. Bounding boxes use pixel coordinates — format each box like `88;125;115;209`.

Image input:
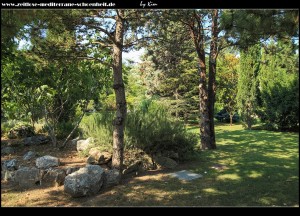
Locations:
207;9;219;149
189;12;211;150
230;113;233;126
111;10;126;176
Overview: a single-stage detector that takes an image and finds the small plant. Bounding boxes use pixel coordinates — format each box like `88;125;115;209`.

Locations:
7;121;35;138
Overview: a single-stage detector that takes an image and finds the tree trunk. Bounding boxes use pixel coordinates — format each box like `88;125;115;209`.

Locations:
230;114;233;126
207;9;219;149
189;13;211;150
111;10;126;176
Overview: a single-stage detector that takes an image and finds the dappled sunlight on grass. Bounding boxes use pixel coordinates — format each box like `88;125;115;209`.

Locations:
216;173;241;181
2;123;298;207
248;171;263;178
202;188;227;195
258;197;278;205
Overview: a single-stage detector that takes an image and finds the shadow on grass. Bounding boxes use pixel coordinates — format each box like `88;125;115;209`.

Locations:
79;125;298;207
2;124;298;207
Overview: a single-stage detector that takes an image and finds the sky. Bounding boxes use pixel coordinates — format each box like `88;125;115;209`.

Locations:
123;48;145;64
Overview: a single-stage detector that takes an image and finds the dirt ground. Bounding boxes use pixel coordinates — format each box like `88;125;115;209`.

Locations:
1;137;172;207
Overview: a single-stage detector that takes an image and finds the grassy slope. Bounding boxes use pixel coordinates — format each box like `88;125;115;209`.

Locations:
1;123;298;207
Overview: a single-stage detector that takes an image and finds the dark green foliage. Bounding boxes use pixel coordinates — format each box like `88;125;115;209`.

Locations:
215;109;239;123
125;100;198;160
237;44;261;129
80;101;198;160
257;38;299;131
55;121;80;140
7;122;35;139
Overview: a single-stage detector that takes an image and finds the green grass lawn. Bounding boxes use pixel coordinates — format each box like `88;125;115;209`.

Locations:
1;123;298;207
79;123;298;207
183;123;299;206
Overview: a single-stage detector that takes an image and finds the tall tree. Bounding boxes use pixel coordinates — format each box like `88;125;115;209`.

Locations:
237;44;261;129
216;53;239;126
258;38;299;131
148;9;221;149
82;9;152;176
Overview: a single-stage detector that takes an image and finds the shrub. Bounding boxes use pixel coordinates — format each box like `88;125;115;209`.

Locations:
79;112;114;152
79;100;198;161
7;121;35;138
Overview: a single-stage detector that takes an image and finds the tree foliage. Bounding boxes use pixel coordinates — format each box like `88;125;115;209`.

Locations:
257;38;299;131
237;44;261;129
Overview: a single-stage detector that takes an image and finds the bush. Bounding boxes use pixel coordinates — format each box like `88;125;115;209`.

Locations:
79;112;114;152
125;100;197;160
79;100;198;161
1;119;19;136
6;121;35;138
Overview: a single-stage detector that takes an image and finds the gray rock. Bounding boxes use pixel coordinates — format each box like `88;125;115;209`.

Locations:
153;156;178;169
64;167;81;175
2;159;18;171
36;155;60;169
41;168;66;187
76;137;93;152
71;137;80;145
1;146;15;155
103;169;120;188
64;165;104;197
123;160;142;175
87;149;112;165
1;170;15;181
14;167;41;188
23;135;50;146
23;151;36;160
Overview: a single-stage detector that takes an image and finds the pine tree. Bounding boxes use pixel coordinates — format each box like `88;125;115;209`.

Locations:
237;44;261;129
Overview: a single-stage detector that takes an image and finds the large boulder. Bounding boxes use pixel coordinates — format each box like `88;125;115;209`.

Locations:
1;146;15;155
36;155;60;169
64;165;105;197
2;159;18;171
153;156;178;169
103;169;120;188
23;135;50;146
76;138;93;152
64;166;81;175
87;148;112;165
14;167;42;188
23;151;36;160
41;168;66;187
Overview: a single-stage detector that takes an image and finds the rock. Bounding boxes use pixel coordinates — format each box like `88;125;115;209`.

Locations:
103;169;120;188
23;135;50;146
14;167;41;188
64;165;105;197
36;155;60;169
71;137;80;145
1;146;15;155
76;137;93;152
87;149;112;165
41;168;66;187
23;151;36;160
153;156;178;169
2;159;18;171
123;160;142;175
64;167;81;175
1;170;15;181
